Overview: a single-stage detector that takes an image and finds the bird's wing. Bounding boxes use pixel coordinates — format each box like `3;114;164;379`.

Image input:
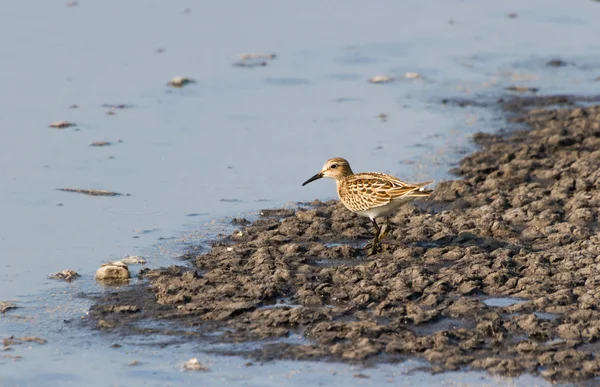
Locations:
388;179;434;199
340;174;433;212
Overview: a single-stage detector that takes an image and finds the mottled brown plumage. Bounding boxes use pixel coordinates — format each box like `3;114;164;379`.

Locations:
302;157;434;255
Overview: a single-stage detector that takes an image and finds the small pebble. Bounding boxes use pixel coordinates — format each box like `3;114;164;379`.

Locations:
49;121;75;129
404;72;422;79
505;86;538;93
169;76;195;87
368;75;394;84
90;141;113;147
239;53;276;60
547;59;569;67
183;358;209;371
49;270;80;282
119;255;146;265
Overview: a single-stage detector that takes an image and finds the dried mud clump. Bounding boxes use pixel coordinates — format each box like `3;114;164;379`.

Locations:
90;98;600;383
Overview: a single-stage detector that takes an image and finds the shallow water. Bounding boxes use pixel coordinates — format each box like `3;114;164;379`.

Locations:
2;0;600;385
483;298;527;308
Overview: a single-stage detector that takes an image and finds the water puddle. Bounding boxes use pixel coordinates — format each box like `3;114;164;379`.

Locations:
410;318;469;336
483;297;527;308
534;312;559;321
259;299;304;310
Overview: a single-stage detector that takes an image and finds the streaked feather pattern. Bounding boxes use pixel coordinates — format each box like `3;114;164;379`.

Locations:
337;172;433;213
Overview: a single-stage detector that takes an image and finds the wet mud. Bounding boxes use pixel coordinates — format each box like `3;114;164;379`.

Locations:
89;96;600;383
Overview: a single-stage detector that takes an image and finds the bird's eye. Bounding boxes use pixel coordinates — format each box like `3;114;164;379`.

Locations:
330;164;337;169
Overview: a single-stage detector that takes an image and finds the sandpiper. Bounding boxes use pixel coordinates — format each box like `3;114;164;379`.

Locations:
302;157;433;255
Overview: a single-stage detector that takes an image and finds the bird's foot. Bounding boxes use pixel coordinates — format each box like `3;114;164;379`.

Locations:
364;241;383;256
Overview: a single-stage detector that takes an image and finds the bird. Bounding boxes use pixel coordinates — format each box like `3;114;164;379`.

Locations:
302;157;433;255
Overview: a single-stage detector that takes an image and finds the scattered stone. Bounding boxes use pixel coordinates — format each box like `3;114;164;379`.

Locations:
21;336;47;344
233;53;276;68
4;336;46;346
507;12;518;18
49;270;80;282
69;104;79;109
231;218;250;226
505;86;539;93
56;188;129;196
404;72;422;79
0;301;17;314
377;113;388;122
128;360;141;366
368;75;394;84
97;319;115;329
169;76;195;88
1;354;22;360
118;256;146;265
183;358;209;371
49;121;75;129
90;141;113;147
101;104;131;109
95;262;131;283
239;53;276;61
233;61;267;68
547;59;569;67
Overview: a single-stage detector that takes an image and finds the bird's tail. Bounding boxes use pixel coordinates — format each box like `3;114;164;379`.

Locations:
410;180;434;196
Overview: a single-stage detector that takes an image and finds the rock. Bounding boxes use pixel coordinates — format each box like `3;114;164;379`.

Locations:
49;270;80;282
239;53;276;60
49;121;75;129
404;72;422;79
505;86;538;93
95;262;130;283
368;75;394;84
0;301;17;313
183;358;209;371
169;76;195;88
547;59;569;67
90;141;113;147
233;53;276;68
118;255;146;265
97;320;115;329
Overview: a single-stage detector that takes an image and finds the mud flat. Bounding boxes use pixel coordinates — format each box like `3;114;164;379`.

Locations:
90;96;600;383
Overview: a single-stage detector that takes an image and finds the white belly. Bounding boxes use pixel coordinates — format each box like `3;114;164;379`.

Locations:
355;197;416;219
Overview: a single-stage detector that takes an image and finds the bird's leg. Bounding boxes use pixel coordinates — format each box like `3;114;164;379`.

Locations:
377;221;393;243
367;218;382;256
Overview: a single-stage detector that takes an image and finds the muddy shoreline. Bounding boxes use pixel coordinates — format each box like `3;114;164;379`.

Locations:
89;95;600;383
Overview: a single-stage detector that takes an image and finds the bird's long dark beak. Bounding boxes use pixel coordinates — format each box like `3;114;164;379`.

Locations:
302;172;323;186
